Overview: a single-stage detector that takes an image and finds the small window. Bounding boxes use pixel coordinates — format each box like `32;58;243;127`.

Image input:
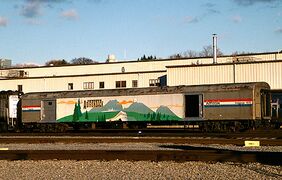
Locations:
18;85;23;92
48;102;53;106
149;79;160;87
68;83;73;90
132;80;138;88
19;71;25;77
99;82;105;89
116;81;126;88
83;82;94;90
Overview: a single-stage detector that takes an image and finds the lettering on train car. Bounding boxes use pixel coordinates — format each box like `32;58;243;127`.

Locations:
83;99;103;109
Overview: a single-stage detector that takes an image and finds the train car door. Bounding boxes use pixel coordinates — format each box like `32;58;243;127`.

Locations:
185;94;203;118
41;100;56;122
261;90;271;120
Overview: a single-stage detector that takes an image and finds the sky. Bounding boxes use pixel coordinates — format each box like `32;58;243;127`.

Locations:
0;0;281;65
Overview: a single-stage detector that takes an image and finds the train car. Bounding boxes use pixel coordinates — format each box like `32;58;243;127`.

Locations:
18;82;271;132
0;91;20;132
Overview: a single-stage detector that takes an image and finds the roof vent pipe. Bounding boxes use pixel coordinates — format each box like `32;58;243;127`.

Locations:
212;34;217;64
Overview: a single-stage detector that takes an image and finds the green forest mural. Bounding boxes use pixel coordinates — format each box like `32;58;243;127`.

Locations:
57;99;181;123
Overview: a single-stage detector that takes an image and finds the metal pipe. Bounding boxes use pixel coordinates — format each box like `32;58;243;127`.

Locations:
213;34;217;64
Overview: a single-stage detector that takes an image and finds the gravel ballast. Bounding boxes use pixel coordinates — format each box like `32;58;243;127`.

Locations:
0;143;281;179
0;160;281;180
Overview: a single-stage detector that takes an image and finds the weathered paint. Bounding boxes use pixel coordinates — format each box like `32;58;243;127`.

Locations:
204;98;252;108
22;106;41;112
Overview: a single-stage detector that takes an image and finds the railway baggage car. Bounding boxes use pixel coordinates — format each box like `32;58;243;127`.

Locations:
19;82;271;131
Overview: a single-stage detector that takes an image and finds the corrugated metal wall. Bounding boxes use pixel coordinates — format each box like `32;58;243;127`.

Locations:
168;61;282;89
168;65;234;86
0;52;281;92
235;62;282;89
1;52;280;78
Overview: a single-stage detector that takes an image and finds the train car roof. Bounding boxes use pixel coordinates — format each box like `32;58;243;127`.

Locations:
21;82;270;99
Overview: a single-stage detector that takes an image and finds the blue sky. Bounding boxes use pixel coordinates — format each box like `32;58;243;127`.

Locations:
0;0;281;65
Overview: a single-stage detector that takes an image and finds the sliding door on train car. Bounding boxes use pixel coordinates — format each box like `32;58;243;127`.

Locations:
185;95;203;118
261;90;271;119
41;100;56;122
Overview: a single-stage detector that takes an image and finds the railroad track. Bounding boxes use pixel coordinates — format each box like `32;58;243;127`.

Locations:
0;136;281;146
1;129;281;138
0;147;281;165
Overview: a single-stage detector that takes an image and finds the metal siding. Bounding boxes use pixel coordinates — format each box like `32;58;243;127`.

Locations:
203;90;253;120
16;53;281;77
41;100;56;122
1;52;282;92
0;53;281;79
168;65;233;86
22;99;41;123
235;62;282;89
0;72;166;93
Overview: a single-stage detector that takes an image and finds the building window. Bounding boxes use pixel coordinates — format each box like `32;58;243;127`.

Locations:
116;81;126;88
99;82;105;89
149;79;160;87
18;85;23;92
83;82;94;90
132;80;138;88
68;83;73;90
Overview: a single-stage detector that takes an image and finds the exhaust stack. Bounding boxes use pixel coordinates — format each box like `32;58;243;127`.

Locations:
213;34;217;64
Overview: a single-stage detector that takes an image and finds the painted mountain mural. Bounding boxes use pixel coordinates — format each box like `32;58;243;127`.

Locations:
90;100;123;112
57;99;181;123
125;102;154;114
156;106;177;116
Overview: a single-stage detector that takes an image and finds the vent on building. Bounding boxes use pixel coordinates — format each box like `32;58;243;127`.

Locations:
232;56;259;63
106;54;116;63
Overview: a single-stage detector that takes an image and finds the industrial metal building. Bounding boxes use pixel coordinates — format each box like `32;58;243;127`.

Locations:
0;52;281;93
167;58;282;89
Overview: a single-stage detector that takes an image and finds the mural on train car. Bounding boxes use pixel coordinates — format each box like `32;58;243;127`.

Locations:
57;98;182;123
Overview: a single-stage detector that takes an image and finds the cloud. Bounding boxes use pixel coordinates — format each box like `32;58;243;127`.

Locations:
184;16;199;24
20;0;70;18
207;8;220;14
183;7;220;25
203;2;216;7
60;9;79;20
21;0;42;18
274;28;282;34
25;19;42;25
233;0;280;6
231;15;242;23
0;16;8;27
